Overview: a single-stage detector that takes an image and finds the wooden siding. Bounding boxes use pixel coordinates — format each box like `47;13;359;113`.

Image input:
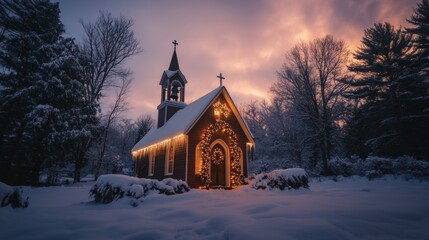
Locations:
135;140;187;181
186;94;250;188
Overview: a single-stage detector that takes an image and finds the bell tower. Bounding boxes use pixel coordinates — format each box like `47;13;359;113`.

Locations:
157;40;188;128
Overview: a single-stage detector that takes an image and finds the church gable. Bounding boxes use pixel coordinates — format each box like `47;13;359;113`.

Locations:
186;89;254;188
186;89;253;144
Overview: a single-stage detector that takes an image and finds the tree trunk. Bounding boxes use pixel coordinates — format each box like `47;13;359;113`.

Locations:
95;122;111;180
321;129;330;175
31;154;43;185
74;151;84;183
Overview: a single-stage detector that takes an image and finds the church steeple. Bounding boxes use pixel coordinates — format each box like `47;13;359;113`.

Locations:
157;40;188;128
168;40;180;71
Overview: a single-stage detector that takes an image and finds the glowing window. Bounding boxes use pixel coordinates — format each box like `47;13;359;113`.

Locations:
195;142;202;174
148;152;155;176
166;145;174;175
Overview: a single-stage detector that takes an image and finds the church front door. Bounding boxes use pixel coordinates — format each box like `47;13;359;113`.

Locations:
210;143;226;187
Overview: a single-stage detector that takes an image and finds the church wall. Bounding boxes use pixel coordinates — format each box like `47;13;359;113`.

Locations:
186;94;250;188
134;139;187;181
135;155;148;178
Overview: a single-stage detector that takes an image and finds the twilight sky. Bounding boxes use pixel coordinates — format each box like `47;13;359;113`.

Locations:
57;0;419;120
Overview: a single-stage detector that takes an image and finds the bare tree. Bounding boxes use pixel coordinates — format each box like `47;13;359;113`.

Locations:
73;12;141;182
95;76;131;179
273;35;350;174
81;11;142;103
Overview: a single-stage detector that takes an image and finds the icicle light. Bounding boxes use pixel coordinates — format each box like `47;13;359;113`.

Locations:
132;134;186;159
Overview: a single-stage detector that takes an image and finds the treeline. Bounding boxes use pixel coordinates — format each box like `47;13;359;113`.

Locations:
0;0;153;185
244;0;429;174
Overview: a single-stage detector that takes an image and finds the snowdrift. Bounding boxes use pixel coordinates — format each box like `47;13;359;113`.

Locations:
250;168;309;190
90;175;190;204
0;182;29;208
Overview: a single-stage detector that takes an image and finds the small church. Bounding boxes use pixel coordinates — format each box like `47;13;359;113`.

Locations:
132;41;255;189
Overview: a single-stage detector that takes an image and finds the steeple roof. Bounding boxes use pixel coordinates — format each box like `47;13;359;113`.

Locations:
168;49;180;71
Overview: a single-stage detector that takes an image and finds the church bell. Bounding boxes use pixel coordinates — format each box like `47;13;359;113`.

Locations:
171;85;179;101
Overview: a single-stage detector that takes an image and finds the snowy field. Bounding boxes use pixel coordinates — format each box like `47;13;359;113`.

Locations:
1;177;429;240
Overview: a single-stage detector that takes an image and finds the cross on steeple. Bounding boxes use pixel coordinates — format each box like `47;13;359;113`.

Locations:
172;40;178;50
217;73;225;86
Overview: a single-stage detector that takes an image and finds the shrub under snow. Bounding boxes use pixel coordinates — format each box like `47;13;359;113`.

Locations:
250;168;309;190
328;156;429;179
90;175;190;204
0;182;29;208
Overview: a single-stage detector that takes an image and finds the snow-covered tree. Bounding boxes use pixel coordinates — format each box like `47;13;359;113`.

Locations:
408;0;429;58
134;114;154;144
406;0;429;159
0;0;98;184
345;22;428;159
79;12;141;181
273;35;350;174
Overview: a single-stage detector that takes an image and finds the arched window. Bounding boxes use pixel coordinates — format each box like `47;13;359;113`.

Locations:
165;144;174;175
148;151;155;176
195;141;202;174
238;148;244;175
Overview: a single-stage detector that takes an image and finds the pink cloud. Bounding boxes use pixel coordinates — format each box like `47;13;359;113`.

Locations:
58;0;419;119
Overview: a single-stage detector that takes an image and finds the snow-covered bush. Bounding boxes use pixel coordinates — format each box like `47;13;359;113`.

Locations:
364;156;394;175
328;156;429;179
0;182;29;208
328;157;355;177
392;156;429;177
250;168;309;190
90;175;190;204
159;178;190;195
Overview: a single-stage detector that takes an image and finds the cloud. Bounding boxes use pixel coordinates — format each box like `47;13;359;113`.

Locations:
58;0;419;120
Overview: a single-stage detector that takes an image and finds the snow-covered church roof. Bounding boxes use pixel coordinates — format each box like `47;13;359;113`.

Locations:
132;86;254;153
132;86;223;152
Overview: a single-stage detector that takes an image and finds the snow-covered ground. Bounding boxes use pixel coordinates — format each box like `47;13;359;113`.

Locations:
1;177;428;240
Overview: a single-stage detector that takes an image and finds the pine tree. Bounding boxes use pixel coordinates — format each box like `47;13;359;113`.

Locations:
408;0;429;57
0;0;99;184
345;22;429;159
406;0;429;159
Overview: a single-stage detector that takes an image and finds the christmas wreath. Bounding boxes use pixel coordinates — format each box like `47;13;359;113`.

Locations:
211;148;224;165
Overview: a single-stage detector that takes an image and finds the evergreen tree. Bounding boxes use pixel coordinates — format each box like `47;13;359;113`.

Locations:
345;22;429;159
406;0;429;159
0;0;98;184
408;0;429;57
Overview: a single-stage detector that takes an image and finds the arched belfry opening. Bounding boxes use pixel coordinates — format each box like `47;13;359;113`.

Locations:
162;80;184;102
157;40;188;128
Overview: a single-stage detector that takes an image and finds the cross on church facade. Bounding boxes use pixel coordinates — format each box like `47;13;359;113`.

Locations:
217;73;225;86
172;40;178;50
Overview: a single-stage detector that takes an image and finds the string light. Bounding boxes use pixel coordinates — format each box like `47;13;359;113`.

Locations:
213;100;231;119
200;120;243;189
132;134;186;159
